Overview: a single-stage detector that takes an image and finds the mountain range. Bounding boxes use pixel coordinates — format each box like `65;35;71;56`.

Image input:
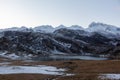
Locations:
0;22;120;59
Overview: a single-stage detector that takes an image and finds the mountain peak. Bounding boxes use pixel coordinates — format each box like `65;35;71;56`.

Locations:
33;25;54;33
56;25;66;29
35;25;53;29
69;25;83;30
89;22;119;29
89;22;106;28
86;22;120;37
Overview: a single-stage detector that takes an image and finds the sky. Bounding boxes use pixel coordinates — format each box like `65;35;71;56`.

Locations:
0;0;120;29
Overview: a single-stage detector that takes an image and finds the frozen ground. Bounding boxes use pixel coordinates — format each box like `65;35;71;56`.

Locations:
99;74;120;79
0;65;65;75
0;62;66;75
0;62;11;65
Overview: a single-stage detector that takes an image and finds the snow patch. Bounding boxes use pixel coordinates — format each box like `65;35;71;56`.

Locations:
0;52;35;60
99;74;120;80
0;65;65;75
51;48;65;55
0;52;19;59
0;62;11;65
65;73;75;76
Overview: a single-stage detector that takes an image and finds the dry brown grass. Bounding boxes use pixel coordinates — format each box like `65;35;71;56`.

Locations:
0;74;57;80
0;57;120;80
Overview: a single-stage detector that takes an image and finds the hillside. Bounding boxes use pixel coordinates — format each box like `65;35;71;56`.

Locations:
0;22;120;59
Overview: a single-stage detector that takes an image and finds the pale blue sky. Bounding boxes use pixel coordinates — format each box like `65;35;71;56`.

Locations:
0;0;120;28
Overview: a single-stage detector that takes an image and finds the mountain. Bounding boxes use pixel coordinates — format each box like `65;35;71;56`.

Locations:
33;25;55;33
0;22;120;59
55;25;66;29
86;22;120;39
68;25;84;30
0;25;84;33
87;22;120;33
0;26;30;32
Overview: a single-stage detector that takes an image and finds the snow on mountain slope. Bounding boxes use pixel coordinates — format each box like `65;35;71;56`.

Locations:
33;25;55;33
56;25;84;30
86;22;120;38
0;26;29;32
33;25;84;33
87;22;120;35
0;22;120;36
68;25;84;30
55;25;66;29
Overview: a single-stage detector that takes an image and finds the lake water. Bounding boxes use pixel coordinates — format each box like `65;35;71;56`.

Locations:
31;55;108;61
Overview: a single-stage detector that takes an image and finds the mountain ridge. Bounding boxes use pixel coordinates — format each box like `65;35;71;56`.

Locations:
0;22;119;34
0;22;120;59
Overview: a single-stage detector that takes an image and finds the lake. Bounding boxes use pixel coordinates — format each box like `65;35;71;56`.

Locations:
31;55;108;61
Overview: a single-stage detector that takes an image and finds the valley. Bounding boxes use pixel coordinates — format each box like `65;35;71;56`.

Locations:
0;22;120;80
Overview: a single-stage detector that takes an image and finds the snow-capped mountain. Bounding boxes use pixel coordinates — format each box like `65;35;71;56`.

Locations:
0;22;120;59
0;26;29;32
55;25;66;29
86;22;120;39
55;25;83;30
0;22;119;35
33;25;71;33
0;22;119;39
33;25;55;33
68;25;84;30
87;22;120;35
